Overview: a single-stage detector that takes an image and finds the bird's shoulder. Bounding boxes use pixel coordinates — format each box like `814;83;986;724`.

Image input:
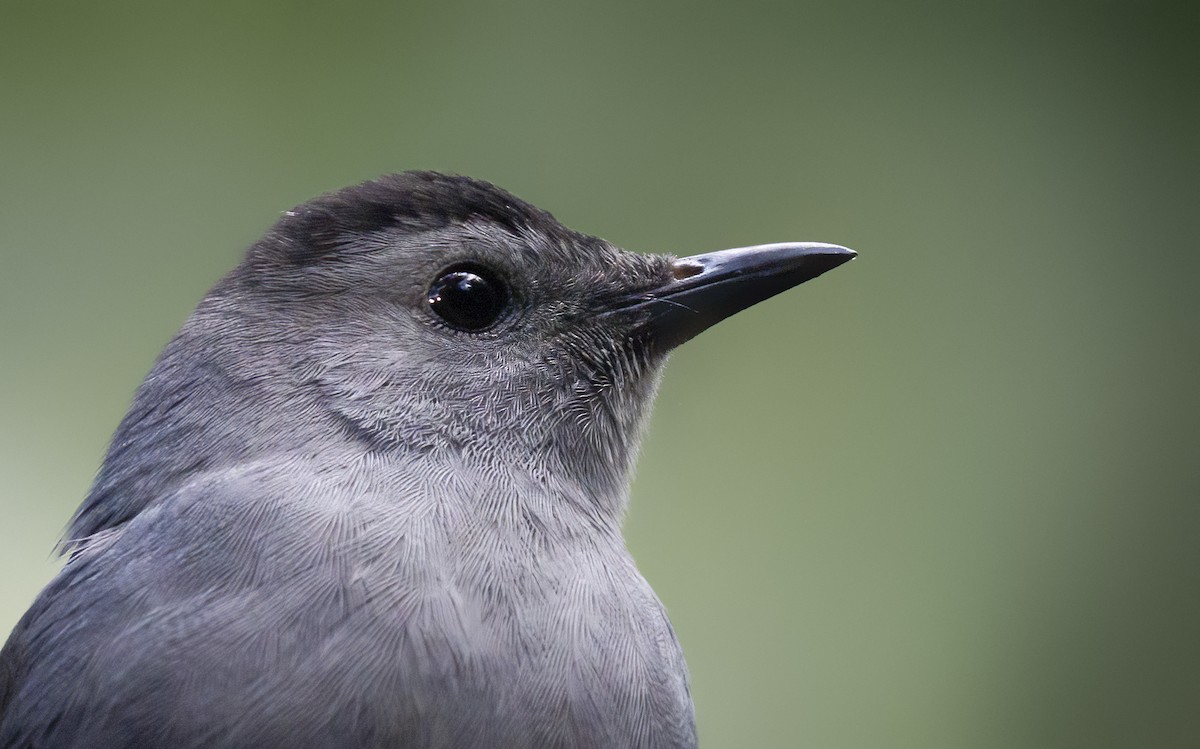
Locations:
0;462;410;747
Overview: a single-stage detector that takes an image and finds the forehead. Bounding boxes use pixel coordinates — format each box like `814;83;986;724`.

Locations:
259;172;585;268
241;172;666;294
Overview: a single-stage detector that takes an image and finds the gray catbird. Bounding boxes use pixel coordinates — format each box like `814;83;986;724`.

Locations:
0;172;854;748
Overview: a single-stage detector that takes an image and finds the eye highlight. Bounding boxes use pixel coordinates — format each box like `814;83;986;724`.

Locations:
426;264;510;332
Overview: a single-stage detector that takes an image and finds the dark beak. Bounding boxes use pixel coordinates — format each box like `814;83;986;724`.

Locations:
628;242;856;349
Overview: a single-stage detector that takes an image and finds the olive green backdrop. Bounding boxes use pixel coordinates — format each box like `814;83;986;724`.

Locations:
2;2;1196;747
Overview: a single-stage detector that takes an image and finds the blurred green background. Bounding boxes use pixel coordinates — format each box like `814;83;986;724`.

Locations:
2;2;1196;746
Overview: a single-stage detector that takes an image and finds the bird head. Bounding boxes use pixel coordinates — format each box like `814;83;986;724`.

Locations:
74;172;853;540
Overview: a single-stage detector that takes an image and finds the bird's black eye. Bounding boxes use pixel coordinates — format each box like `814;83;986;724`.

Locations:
426;264;509;331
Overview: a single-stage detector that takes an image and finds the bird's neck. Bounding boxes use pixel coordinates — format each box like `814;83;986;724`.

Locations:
71;313;664;545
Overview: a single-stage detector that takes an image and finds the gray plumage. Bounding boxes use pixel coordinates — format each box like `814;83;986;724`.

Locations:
0;172;854;748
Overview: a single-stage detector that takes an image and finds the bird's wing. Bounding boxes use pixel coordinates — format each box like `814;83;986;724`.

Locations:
0;466;415;748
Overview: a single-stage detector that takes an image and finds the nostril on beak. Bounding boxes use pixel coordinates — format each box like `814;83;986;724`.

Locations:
670;261;704;281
